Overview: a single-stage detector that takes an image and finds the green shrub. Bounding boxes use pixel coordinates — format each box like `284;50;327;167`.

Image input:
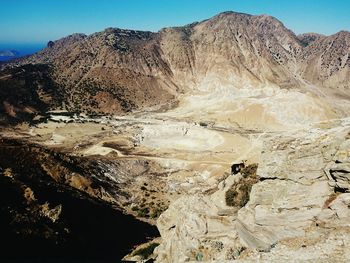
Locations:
137;207;149;217
150;207;163;218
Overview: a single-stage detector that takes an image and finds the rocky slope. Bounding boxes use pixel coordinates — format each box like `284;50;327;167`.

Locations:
18;30;177;115
0;137;159;260
299;31;350;91
156;119;350;262
1;11;350;125
0;64;61;125
298;33;326;46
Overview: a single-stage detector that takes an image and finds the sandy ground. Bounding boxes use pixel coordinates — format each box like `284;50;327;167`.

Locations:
158;81;337;131
25;115;260;195
5;81;338;200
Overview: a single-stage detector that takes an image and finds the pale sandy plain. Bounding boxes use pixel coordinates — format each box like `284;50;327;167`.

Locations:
23;79;339;200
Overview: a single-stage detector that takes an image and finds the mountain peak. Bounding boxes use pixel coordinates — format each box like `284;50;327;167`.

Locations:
298;32;326;46
333;30;350;38
215;10;252;17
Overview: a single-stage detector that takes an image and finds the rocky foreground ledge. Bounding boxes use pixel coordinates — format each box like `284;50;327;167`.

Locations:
155;119;350;262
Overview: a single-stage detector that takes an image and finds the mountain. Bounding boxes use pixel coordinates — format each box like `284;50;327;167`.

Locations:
2;11;350;124
0;49;20;62
298;32;325;46
299;30;350;91
0;49;20;57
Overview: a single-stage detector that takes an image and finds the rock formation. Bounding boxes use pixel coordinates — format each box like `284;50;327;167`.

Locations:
156;119;350;262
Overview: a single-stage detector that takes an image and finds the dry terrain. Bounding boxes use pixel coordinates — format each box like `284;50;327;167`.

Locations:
1;11;350;262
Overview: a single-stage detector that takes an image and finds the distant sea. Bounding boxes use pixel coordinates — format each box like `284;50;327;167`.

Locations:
0;43;45;62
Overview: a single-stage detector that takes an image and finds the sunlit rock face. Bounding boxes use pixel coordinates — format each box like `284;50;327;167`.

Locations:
156;119;350;262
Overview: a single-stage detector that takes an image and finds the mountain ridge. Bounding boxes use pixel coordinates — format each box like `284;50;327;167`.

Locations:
1;11;350;124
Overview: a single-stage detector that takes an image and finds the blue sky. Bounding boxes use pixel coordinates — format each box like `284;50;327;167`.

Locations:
1;0;350;45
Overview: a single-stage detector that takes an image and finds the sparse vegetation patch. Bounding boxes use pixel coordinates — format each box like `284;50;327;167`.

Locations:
132;242;159;259
225;164;259;207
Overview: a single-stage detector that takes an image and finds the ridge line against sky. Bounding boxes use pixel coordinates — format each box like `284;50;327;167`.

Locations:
1;0;350;45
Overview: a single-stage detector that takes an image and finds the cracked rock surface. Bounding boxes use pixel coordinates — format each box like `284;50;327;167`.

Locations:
156;119;350;262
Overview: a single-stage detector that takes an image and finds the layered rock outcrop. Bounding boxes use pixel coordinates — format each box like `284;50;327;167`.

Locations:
156;119;350;262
